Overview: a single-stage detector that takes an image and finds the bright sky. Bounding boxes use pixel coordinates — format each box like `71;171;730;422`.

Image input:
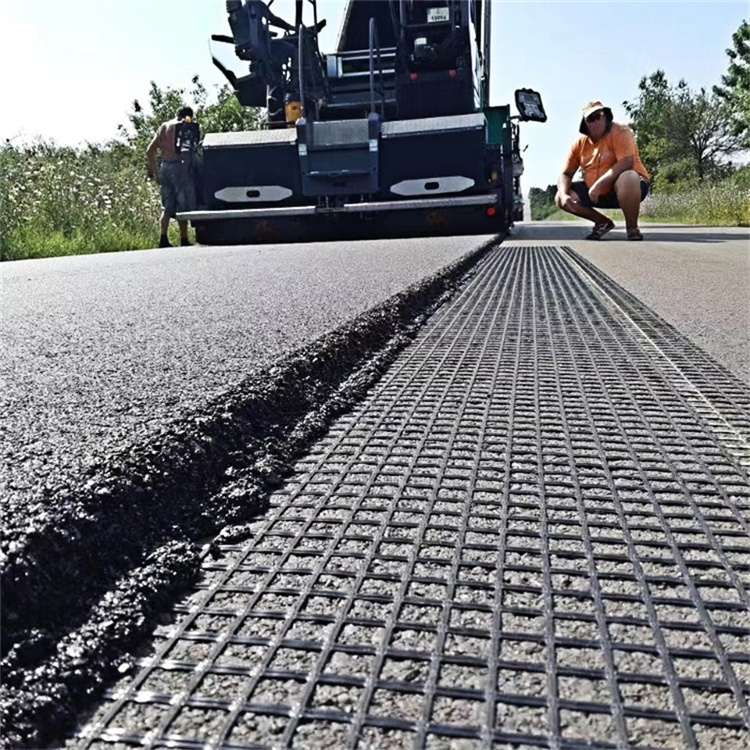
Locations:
0;0;746;193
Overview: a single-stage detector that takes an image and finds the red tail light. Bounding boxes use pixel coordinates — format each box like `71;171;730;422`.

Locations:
410;73;419;81
487;207;497;217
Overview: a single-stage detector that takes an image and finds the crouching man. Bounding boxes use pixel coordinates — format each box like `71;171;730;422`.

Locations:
556;101;650;240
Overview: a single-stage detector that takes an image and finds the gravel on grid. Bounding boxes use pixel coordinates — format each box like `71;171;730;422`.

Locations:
71;246;750;750
1;238;496;749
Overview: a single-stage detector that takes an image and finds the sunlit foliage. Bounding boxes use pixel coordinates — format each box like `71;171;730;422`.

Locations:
0;77;262;261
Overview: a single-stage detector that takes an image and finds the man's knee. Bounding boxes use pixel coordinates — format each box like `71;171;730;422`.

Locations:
614;170;640;195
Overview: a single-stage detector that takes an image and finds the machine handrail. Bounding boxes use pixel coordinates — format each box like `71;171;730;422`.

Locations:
298;23;306;115
295;12;329;120
368;17;385;116
307;0;328;78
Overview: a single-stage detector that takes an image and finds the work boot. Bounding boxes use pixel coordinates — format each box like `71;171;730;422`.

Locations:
159;235;172;248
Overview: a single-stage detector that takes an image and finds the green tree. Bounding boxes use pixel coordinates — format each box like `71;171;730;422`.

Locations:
624;71;742;188
528;184;557;220
667;81;738;180
116;75;263;171
713;19;750;149
622;70;672;180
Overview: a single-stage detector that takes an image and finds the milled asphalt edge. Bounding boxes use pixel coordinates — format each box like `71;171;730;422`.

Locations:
0;237;498;749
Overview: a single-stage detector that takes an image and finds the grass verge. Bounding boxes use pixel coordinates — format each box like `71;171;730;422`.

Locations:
532;173;749;227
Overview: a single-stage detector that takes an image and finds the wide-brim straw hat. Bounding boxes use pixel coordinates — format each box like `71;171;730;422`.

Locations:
579;100;613;134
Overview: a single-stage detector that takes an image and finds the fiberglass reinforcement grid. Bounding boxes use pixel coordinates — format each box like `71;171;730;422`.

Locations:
77;246;750;750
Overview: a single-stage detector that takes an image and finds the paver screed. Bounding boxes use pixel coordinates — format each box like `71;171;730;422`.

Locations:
75;245;750;749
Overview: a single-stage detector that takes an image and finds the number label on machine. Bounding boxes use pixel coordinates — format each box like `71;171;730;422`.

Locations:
427;7;449;23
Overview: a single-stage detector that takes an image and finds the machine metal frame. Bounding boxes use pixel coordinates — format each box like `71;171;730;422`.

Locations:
179;0;546;244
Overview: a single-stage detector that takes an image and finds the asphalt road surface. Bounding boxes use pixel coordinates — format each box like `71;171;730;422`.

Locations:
3;223;746;508
69;237;750;750
509;222;749;385
1;236;491;507
2;224;748;748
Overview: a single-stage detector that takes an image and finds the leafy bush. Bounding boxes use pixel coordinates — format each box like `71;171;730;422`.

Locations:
529;184;558;220
651;159;698;194
731;163;750;190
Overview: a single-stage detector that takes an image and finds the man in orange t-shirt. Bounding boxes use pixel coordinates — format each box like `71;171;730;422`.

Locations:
555;101;650;240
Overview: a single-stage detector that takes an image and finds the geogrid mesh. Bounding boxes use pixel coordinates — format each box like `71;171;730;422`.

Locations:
75;246;750;749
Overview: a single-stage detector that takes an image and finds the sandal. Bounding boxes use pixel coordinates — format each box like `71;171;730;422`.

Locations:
585;220;615;240
627;228;644;241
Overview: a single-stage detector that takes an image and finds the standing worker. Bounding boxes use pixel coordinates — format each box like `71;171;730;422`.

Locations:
146;106;199;248
555;101;650;240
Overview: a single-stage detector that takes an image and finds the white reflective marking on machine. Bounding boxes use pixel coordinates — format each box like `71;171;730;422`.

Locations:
214;186;293;203
369;139;378;152
298;144;308;156
390;176;474;196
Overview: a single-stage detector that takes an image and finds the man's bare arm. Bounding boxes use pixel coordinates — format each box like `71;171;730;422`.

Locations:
558;171;573;194
588;155;635;201
556;171;580;211
146;134;160;180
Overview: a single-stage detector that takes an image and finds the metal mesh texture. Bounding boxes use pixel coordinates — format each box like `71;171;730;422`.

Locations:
203;130;298;148
381;114;485;138
75;246;750;749
312;120;370;147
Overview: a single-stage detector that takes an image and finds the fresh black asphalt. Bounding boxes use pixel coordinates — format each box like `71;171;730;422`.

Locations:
1;235;495;747
1;225;747;747
1;237;491;514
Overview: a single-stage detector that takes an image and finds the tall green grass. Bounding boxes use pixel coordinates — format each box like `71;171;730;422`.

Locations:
0;143;166;261
545;179;750;227
537;172;749;227
640;179;749;226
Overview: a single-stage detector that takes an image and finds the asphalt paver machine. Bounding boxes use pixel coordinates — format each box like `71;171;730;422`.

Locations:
180;0;546;243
